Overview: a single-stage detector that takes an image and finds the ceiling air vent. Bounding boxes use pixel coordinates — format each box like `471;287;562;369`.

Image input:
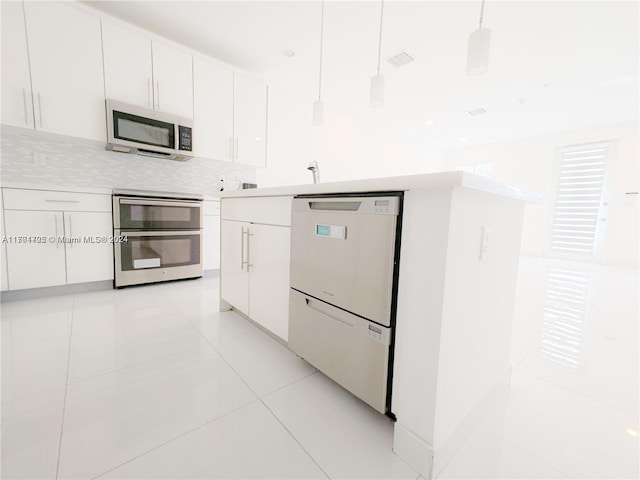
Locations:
385;51;414;68
466;108;487;116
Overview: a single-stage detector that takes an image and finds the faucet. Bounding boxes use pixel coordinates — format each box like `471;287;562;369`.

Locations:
307;161;320;184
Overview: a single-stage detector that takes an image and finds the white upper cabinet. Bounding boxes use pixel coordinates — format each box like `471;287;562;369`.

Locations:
233;72;268;167
102;21;194;119
1;2;34;129
193;57;234;162
23;1;106;141
152;41;193;119
102;21;154;109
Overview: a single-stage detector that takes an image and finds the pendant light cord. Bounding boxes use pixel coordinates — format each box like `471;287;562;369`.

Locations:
376;0;384;75
317;0;324;100
478;0;485;28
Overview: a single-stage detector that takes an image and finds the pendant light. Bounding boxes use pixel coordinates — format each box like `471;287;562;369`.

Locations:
466;0;491;76
370;0;385;108
312;0;325;126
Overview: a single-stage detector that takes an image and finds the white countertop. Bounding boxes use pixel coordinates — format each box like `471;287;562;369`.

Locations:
1;182;223;201
219;171;541;203
1;182;113;195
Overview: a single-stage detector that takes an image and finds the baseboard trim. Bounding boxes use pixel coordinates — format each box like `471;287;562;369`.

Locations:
1;280;113;302
432;367;513;477
393;423;434;479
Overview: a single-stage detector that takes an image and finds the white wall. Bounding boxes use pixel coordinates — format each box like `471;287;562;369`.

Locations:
443;122;639;267
259;81;446;188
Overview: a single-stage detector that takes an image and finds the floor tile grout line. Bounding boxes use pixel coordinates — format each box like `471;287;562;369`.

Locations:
54;294;77;480
64;336;213;388
192;318;331;479
90;398;261;479
260;368;318;399
515;369;639;417
502;436;573;479
258;397;332;480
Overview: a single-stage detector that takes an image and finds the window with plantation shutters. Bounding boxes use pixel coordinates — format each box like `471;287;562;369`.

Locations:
549;142;611;257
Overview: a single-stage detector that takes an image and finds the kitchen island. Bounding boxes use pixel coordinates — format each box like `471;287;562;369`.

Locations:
219;171;538;479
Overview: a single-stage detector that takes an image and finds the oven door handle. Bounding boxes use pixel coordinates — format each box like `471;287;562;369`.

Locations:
119;198;201;208
118;230;201;237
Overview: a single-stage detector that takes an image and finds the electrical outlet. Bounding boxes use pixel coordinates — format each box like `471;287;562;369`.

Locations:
479;226;491;260
33;152;46;166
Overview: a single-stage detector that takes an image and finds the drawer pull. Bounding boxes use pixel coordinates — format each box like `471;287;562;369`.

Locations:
45;199;80;203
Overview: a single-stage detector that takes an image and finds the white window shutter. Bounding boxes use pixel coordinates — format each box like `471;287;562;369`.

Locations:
550;143;610;257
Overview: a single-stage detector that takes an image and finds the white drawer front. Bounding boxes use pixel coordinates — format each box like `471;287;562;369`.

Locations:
221;196;292;226
203;200;221;216
3;188;112;212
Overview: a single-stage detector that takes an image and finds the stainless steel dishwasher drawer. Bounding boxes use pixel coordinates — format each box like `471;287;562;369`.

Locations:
289;289;391;413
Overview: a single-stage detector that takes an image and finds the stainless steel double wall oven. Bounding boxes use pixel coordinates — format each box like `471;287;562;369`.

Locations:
112;189;203;288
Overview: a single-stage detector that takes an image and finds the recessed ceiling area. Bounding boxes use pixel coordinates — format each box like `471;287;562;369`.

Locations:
83;1;639;149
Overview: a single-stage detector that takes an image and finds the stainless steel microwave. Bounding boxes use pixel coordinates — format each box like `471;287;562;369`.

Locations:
105;99;194;161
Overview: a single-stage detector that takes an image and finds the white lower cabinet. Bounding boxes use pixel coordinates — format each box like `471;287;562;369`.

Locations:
4;210;67;289
220;217;291;341
203;200;221;271
2;188;114;290
64;211;113;284
1;193;8;292
247;223;291;341
220;220;250;314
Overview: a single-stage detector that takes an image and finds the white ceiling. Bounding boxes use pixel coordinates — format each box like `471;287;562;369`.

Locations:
84;1;639;149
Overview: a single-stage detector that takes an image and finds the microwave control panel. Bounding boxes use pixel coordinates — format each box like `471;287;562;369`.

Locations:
178;126;192;152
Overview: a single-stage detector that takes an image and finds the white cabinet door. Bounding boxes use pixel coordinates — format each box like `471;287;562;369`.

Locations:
64;212;114;284
152;41;193;119
102;20;153;109
24;1;106;141
248;224;291;341
220;220;249;315
203;215;221;270
233;72;267;167
1;192;8;291
193;58;234;161
4;210;66;290
1;1;34;129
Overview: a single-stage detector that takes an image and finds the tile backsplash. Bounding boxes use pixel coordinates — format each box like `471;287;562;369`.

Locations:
0;127;256;195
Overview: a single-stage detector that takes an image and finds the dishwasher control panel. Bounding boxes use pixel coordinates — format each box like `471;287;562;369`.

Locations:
315;224;347;239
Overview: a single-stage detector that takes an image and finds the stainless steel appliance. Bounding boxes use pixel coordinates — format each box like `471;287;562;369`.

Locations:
106;100;193;161
112;189;203;287
289;194;403;415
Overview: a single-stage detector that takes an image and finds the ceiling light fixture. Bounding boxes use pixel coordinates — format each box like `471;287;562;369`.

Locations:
466;0;491;76
283;49;295;58
370;0;385;108
425;120;435;126
312;0;325;126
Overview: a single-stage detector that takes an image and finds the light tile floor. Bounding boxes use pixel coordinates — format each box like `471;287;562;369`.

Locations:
1;257;638;479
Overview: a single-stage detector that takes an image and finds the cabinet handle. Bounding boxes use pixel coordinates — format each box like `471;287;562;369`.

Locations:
155;80;160;109
147;78;152;108
66;214;73;249
234;137;239;161
247;230;254;271
22;89;29;125
37;92;43;128
240;226;246;269
54;213;60;249
229;137;233;161
45;199;80;203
